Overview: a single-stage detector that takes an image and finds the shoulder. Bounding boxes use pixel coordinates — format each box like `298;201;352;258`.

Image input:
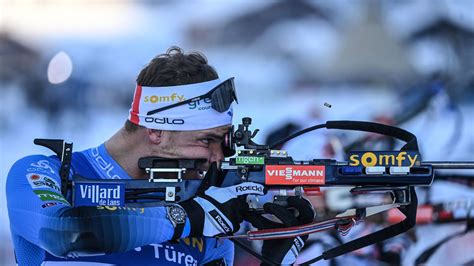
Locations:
8;154;60;176
6;154;61;191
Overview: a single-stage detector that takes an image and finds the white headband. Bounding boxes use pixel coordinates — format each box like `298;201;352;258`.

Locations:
128;79;233;131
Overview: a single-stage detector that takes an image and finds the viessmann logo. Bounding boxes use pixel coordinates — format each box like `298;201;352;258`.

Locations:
265;165;326;185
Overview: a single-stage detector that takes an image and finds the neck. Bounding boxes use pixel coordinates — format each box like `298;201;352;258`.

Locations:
104;128;149;179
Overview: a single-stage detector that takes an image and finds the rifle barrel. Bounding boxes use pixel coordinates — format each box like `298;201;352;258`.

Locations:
423;161;474;169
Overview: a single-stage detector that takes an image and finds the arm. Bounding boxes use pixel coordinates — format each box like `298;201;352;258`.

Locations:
7;155;263;264
6;155;177;258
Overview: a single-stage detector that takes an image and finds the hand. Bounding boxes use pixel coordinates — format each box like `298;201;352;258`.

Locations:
246;196;315;265
179;163;265;237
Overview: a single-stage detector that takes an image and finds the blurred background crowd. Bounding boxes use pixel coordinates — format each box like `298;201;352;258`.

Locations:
0;0;473;265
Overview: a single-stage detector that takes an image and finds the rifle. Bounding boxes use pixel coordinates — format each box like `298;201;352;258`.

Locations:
34;117;474;264
217;117;472;264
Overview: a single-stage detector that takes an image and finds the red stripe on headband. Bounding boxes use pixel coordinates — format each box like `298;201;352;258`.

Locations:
130;85;142;124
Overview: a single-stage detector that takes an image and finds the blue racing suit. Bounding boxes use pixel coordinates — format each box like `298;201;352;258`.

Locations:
6;143;233;265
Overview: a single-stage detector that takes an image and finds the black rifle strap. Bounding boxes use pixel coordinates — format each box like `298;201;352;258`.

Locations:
231;239;277;265
301;187;418;265
416;211;474;264
415;232;460;265
326;120;418;151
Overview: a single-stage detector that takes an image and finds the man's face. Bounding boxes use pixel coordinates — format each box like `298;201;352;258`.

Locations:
156;125;231;173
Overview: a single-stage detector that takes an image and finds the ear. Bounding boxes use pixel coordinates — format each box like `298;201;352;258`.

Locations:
147;129;163;145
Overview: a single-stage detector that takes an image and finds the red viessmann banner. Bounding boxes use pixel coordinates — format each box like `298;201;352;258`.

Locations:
265;165;326;185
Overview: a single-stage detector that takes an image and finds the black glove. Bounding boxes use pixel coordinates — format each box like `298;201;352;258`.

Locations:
179;163;265;237
246;196;315;265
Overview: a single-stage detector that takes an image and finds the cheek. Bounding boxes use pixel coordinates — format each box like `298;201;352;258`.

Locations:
157;139;210;159
209;142;224;156
176;146;212;159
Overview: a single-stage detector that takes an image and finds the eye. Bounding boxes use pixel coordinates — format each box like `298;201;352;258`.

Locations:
199;138;210;145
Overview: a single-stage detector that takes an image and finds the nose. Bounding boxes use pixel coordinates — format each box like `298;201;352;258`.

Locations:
209;142;225;168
